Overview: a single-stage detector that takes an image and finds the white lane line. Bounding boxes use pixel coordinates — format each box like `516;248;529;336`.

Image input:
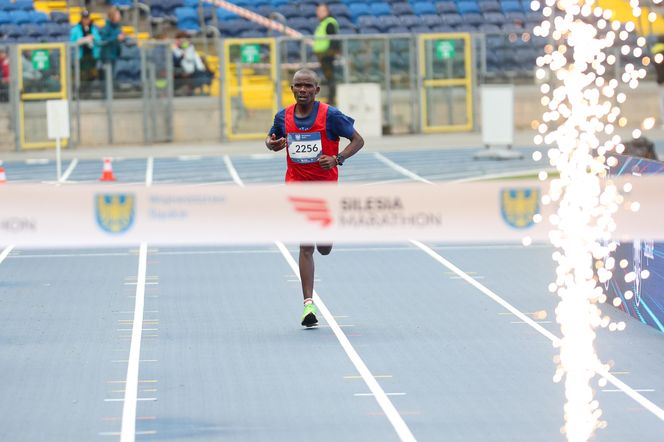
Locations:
120;242;148;442
223;155;244;187
355;393;407;397
0;245;14;264
275;241;416;442
145;157;154;187
451;168;553;183
59;158;78;182
178;155;202;161
26;158;49;165
106;397;157;402
410;239;664;422
373;152;433;184
602;389;655;393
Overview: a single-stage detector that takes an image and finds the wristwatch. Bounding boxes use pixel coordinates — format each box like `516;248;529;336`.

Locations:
336;153;345;166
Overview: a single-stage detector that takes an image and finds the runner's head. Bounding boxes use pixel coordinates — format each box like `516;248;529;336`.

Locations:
291;69;320;106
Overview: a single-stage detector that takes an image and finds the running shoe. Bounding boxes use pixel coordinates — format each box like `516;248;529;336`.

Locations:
301;303;318;327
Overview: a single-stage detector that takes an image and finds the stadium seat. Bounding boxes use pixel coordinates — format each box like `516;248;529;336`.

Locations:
437;3;458;14
370;3;392;17
478;23;501;32
328;4;351;19
441;13;463;27
399;15;421;28
28;11;48;24
216;8;238;21
392;2;414;16
387;25;410;34
359;26;380;34
420;14;443;27
479;1;501;13
0;23;21;38
501;22;524;32
349;3;371;20
0;11;9;25
271;0;290;7
506;11;527;22
21;23;40;38
410;25;431;34
483;12;505;25
457;2;481;15
412;2;436;16
276;4;300;19
462;12;484;26
175;7;200;32
49;11;69;24
501;1;524;13
14;0;33;12
9;11;31;25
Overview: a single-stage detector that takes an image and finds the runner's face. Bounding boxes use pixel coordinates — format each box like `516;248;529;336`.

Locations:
291;74;319;106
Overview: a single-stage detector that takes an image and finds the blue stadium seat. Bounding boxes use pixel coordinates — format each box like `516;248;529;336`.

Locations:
111;0;134;7
0;11;9;25
462;12;483;26
378;15;401;29
328;4;351;19
457;2;481;15
432;24;455;33
412;2;436;15
359;26;380;34
441;13;463;27
175;7;200;32
28;10;47;24
478;23;501;32
410;25;431;33
370;3;392;16
271;0;290;7
239;29;267;38
455;24;478;32
387;26;410;34
14;0;34;12
479;1;501;13
420;14;443;27
349;3;371;20
358;15;381;30
524;11;543;23
299;3;317;17
483;12;505;25
0;23;21;37
183;0;200;7
256;5;274;17
21;23;40;38
437;2;458;13
288;17;315;34
9;11;31;25
506;11;527;22
392;3;414;16
276;4;300;19
49;11;69;24
216;8;238;21
399;15;420;28
501;1;523;13
501;22;523;32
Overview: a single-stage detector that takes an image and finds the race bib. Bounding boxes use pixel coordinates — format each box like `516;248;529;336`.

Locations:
288;132;323;164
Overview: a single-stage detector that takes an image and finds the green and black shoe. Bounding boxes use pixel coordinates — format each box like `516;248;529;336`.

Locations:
301;303;318;327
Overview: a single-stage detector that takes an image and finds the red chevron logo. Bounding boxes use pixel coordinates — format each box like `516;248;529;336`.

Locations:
289;196;333;228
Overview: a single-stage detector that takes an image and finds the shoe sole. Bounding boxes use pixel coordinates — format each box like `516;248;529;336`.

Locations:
301;312;318;327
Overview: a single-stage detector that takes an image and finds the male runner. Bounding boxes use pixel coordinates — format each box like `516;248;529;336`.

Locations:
266;69;364;327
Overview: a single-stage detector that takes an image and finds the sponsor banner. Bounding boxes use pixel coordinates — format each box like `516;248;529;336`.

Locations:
607;155;664;333
0;177;662;247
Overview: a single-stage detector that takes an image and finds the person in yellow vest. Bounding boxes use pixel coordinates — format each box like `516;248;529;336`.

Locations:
652;36;664;128
313;3;340;106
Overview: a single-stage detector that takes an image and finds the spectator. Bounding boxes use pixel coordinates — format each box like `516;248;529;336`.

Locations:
0;47;9;102
99;7;125;71
172;33;212;95
313;3;340;106
652;36;664;127
70;10;101;89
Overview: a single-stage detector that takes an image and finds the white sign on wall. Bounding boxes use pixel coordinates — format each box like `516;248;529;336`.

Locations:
337;83;382;137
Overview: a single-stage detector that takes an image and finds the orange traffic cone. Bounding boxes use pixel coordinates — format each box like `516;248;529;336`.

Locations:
0;164;6;184
100;158;116;182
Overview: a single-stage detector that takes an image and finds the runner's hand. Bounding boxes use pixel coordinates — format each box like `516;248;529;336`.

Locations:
319;155;337;170
266;134;286;151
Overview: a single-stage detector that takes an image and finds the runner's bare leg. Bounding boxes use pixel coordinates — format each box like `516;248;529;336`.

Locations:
299;244;315;301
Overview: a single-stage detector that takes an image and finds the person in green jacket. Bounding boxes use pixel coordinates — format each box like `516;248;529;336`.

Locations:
313;3;340;106
70;10;101;84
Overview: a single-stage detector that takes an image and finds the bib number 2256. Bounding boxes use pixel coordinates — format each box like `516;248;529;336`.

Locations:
288;132;323;164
